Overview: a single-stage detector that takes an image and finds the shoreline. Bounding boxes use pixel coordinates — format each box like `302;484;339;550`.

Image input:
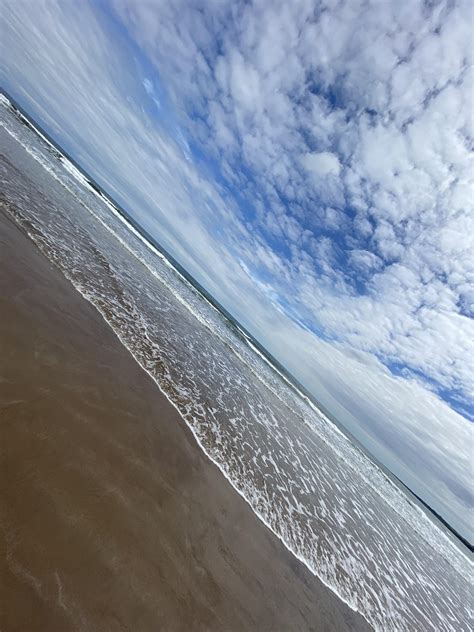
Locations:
1;208;371;630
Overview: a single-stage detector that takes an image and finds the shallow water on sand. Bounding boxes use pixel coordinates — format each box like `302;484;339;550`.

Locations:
1;98;472;631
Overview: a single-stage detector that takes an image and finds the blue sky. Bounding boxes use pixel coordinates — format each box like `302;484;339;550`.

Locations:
1;0;473;541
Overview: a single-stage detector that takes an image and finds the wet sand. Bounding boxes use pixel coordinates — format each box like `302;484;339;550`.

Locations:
0;209;370;632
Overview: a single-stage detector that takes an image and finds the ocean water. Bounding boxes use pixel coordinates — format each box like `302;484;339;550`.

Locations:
0;96;472;631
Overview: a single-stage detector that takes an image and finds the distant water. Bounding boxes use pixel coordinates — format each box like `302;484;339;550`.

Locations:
0;96;472;632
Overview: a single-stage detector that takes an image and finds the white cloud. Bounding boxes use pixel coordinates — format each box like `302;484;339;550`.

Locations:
348;249;383;273
301;151;341;178
143;78;153;94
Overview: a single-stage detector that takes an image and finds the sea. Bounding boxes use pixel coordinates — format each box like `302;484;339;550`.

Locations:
0;94;472;631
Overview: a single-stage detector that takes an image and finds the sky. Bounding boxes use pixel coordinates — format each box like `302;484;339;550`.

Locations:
1;0;473;542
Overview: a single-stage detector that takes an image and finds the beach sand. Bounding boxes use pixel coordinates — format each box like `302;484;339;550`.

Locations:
0;209;370;632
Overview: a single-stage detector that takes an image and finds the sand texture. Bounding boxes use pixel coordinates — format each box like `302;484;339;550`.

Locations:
0;209;370;631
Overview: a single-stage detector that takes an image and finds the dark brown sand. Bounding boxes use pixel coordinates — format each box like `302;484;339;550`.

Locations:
0;210;370;632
